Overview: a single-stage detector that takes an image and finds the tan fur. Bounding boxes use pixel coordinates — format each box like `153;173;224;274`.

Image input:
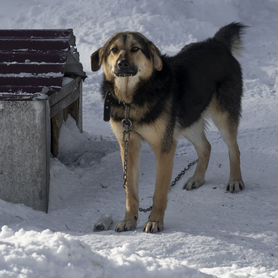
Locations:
175;97;243;190
93;33;161;104
144;141;176;233
91;32;244;233
207;97;243;183
108;34;154;103
111;112;176;232
111;102;153;124
180;119;211;190
110;120;140;230
111;119;141;230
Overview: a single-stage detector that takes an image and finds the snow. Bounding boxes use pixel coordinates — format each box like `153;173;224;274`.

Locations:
0;226;103;278
0;0;277;277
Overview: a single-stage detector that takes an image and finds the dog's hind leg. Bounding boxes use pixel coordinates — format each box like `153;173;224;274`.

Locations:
212;113;244;192
183;119;211;190
209;99;244;193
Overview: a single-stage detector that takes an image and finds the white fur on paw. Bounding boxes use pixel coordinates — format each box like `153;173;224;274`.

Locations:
115;220;136;232
143;221;163;233
183;177;205;190
226;180;245;193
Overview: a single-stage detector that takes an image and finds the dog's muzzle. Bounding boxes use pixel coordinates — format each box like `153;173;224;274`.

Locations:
115;59;138;77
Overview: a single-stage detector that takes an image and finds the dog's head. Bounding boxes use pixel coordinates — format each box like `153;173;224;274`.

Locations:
91;32;163;82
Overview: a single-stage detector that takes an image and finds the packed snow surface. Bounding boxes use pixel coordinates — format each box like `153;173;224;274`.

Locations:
0;0;277;277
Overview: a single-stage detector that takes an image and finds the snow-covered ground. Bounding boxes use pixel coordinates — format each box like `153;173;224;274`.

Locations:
0;0;277;277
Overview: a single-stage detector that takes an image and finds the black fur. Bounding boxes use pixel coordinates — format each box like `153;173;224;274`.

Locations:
101;22;245;128
102;63;173;124
214;22;246;52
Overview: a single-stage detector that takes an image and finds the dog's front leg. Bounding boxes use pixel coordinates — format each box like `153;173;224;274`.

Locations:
144;142;176;233
111;120;141;232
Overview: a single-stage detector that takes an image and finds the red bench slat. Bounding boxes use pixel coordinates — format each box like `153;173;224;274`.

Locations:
0;40;70;51
0;29;73;39
0;77;63;87
0;52;67;63
0;85;58;94
0;63;64;74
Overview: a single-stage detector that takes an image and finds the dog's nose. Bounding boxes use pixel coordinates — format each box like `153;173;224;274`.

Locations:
117;59;129;70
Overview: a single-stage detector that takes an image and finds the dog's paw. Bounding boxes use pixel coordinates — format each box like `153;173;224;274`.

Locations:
115;220;137;232
143;221;163;233
226;180;245;193
183;176;205;190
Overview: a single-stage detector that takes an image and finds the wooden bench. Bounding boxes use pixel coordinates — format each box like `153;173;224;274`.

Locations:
0;29;86;212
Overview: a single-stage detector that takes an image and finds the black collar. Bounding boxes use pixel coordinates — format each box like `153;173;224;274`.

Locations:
103;90;113;122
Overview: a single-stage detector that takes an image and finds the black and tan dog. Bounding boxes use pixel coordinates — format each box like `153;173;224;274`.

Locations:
91;22;246;233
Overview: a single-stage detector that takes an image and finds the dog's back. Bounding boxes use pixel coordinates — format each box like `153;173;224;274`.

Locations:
167;22;246;128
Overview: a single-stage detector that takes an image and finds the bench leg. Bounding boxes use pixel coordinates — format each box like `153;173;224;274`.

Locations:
51;111;63;157
67;81;82;132
51;81;83;156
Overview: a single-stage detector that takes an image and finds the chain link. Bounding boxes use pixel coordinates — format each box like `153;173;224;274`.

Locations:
121;104;198;213
122;105;132;189
138;159;198;212
122;130;130;189
170;159;198;188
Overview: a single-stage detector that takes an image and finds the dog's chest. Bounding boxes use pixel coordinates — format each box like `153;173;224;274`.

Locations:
110;103;150;124
114;76;140;103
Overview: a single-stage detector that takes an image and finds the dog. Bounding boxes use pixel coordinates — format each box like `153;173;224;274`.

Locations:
91;22;246;233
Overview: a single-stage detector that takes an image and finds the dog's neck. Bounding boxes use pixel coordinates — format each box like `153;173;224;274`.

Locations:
113;75;140;104
102;59;170;107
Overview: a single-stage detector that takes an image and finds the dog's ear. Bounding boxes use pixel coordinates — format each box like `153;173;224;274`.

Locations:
150;44;163;71
91;48;104;71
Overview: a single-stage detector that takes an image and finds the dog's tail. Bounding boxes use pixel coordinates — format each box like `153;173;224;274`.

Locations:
214;22;247;56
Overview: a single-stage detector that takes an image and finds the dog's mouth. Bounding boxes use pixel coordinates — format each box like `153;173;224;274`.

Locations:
114;67;138;77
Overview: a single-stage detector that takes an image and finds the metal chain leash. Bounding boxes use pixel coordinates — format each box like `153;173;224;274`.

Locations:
121;104;198;213
170;159;198;188
138;159;198;212
122;105;132;189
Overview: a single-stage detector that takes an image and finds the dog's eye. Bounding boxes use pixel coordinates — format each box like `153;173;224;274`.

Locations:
110;47;119;54
131;47;140;53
